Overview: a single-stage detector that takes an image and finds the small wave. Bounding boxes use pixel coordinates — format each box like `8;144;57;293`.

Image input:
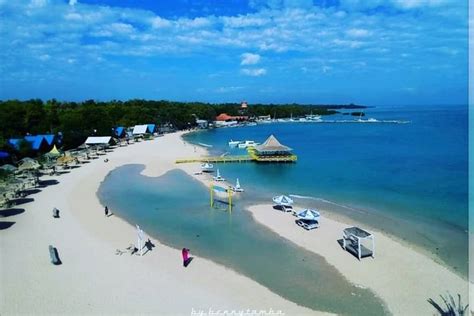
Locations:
198;142;213;148
314;120;410;124
289;194;368;214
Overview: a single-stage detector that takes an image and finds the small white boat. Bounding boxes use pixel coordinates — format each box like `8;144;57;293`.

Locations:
232;178;244;192
228;140;241;148
201;163;214;172
305;113;322;121
213;169;225;181
238;140;259;149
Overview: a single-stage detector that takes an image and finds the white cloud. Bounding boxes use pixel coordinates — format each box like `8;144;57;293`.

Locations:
151;16;172;28
38;54;50;61
241;53;261;65
346;28;371;38
69;0;77;6
215;86;244;93
241;68;267;76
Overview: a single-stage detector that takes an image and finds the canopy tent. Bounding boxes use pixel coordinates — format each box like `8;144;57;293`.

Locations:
296;209;321;221
85;136;113;145
272;195;294;206
133;125;149;135
342;227;375;260
255;135;292;154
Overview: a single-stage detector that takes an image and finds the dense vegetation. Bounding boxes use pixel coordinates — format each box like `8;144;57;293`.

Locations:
0;99;365;152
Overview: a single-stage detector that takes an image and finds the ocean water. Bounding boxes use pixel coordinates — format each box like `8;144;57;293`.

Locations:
98;166;387;315
184;105;469;275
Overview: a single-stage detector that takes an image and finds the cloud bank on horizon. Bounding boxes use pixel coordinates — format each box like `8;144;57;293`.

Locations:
0;0;467;105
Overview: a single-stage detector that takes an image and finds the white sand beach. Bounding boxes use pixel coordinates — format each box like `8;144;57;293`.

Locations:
1;131;318;315
0;131;468;315
247;204;469;315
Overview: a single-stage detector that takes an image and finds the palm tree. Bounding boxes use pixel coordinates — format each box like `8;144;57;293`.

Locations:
428;293;469;315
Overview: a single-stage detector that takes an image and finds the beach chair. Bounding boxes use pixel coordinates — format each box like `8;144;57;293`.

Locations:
48;245;62;265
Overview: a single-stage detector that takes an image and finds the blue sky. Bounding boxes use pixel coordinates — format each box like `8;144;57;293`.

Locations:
0;0;468;105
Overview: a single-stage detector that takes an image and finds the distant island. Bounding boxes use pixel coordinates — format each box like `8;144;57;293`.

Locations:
0;99;367;152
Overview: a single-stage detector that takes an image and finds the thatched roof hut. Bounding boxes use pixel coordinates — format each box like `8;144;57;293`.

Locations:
254;135;292;155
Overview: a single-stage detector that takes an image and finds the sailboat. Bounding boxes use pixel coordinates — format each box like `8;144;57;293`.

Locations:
213;168;225;181
232;178;244;192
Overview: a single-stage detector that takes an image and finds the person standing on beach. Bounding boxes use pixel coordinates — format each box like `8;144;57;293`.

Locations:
104;206;109;217
182;248;189;267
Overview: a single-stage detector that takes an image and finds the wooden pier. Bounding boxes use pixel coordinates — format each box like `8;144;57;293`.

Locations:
175;151;297;164
175;155;253;164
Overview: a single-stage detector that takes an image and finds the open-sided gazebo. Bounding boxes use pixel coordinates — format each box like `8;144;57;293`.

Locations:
342;226;375;260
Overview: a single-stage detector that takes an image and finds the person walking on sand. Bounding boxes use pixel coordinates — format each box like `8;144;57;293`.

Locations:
104;206;109;217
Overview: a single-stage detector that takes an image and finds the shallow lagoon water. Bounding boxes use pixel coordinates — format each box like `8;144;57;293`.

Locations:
98;165;387;315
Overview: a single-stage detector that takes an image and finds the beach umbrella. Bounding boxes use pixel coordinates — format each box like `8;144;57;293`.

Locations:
0;164;17;172
296;209;320;221
57;155;75;165
272;195;294;206
44;145;62;161
18;158;40;171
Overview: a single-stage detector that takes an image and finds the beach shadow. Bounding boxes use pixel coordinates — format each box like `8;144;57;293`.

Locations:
184;257;194;267
38;179;59;187
0;221;15;230
56;170;71;174
10;198;34;206
142;239;156;255
0;208;25;217
69;165;81;169
272;205;293;213
80;160;91;164
20;188;41;196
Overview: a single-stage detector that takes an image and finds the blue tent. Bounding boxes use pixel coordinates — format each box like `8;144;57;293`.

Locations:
0;151;10;159
115;126;125;137
147;124;156;133
9;135;52;151
24;136;47;150
8;138;22;149
37;134;55;146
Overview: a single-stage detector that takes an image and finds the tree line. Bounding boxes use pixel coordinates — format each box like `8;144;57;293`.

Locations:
0;99;365;153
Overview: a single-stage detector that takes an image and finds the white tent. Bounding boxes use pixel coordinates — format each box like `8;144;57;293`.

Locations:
85;136;112;145
296;209;320;221
133;125;149;135
272;195;294;206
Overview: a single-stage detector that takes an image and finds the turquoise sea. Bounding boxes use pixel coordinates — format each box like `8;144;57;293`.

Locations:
98;104;468;315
